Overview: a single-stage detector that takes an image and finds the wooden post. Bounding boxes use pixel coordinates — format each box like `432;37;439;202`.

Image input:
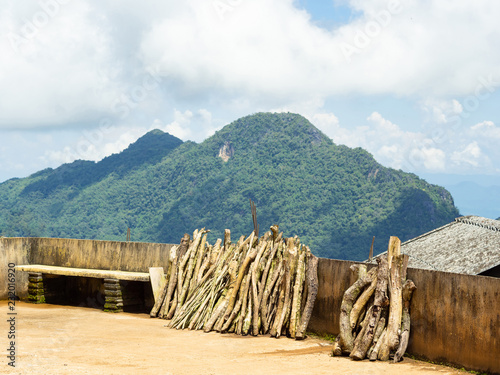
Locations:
369;236;375;260
295;252;319;340
394;280;417;362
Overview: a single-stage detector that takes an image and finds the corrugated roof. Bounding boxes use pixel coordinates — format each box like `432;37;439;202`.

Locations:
370;216;500;275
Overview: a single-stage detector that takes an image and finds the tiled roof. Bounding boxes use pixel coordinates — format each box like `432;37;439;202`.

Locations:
371;216;500;275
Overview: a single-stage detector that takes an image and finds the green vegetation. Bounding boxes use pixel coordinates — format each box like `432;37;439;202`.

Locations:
0;112;459;260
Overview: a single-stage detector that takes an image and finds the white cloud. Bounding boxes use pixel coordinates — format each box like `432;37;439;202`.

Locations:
471;121;500;139
2;0;500;180
2;0;500;128
140;0;500;102
421;99;463;124
450;142;485;168
409;147;446;171
0;1;130;128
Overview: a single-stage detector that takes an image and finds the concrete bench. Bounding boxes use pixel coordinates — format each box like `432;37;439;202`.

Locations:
16;264;151;312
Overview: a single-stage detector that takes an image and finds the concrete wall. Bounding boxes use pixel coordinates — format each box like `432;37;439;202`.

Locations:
0;237;176;300
308;258;500;375
407;268;500;374
0;238;32;300
29;237;175;272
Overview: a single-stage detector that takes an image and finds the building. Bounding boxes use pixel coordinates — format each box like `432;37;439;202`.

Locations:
372;215;500;277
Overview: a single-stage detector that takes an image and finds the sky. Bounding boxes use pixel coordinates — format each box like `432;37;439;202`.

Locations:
1;0;499;215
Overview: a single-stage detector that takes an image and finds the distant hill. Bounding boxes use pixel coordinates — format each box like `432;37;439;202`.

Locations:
0;112;459;260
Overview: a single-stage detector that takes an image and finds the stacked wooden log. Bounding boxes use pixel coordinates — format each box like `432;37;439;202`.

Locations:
150;226;319;339
333;236;417;362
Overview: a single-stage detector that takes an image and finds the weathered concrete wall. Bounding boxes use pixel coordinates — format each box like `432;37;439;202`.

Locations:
406;268;500;374
307;258;360;335
30;237;175;272
308;257;500;375
0;238;32;300
0;237;175;300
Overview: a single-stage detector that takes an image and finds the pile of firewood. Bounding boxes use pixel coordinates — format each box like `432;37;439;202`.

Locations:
150;225;319;339
333;236;416;362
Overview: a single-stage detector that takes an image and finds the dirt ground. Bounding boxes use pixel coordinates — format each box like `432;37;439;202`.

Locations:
1;301;467;375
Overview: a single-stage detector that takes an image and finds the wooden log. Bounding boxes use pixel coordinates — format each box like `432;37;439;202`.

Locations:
214;259;238;332
378;331;391;361
178;230;205;308
203;293;229;332
224;229;231;251
350;264;367;280
209;238;222;267
350;277;377;330
223;232;256;321
280;244;299;336
261;261;283;334
251;241;269;335
393;280;416;363
160;234;190;319
197;244;213;284
166;287;178;320
386;253;404;351
257;239;280;309
236;273;252;335
188;293;211;330
242;288;253;335
150;246;178;318
369;328;387;361
265;265;284;331
295;252;319;340
386;236;401;271
349;255;389;360
350;305;373;357
289;249;306;338
339;267;377;354
332;335;342;356
191;233;208;290
367;314;386;359
270;258;291;338
221;292;243;333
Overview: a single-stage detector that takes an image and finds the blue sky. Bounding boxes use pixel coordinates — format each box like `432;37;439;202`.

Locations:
1;0;499;217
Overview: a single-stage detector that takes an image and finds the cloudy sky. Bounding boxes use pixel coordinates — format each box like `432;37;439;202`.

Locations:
1;0;500;194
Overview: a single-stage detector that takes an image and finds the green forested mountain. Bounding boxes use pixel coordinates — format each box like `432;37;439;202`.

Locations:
0;112;459;260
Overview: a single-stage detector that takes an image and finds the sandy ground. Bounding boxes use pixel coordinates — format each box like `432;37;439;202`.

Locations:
1;301;467;375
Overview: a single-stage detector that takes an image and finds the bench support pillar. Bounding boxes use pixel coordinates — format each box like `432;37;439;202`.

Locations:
28;273;45;304
103;278;123;313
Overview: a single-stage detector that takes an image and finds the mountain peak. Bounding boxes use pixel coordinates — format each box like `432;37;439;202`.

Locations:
206;112;331;158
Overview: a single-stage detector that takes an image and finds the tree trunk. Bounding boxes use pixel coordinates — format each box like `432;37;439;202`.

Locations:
350;277;377;329
393;280;416;362
289;249;306;338
369;328;386;361
295;252;319;340
251;241;269;335
261;261;283;334
271;259;291;338
339;267;377;354
223;232;256;321
349;255;389;360
236;273;252;335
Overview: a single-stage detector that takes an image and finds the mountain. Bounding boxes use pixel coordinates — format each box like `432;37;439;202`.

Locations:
0;113;459;260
